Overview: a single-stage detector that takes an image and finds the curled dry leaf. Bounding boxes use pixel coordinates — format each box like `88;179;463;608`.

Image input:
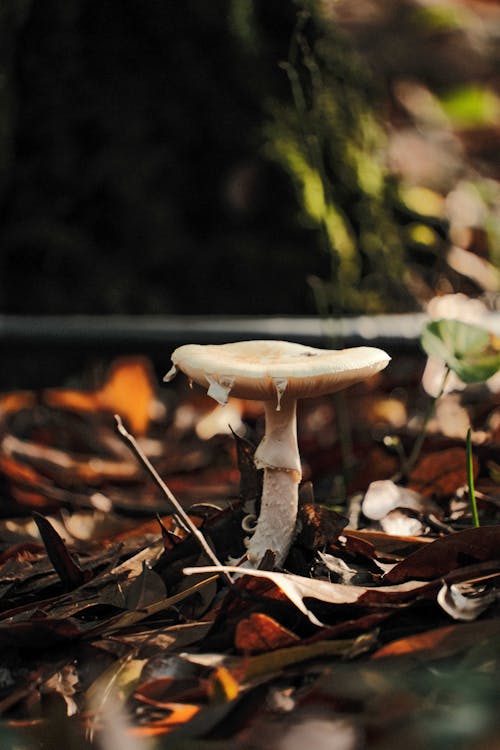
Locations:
184;565;429;627
317;551;358;584
43;664;79;717
437;580;498;621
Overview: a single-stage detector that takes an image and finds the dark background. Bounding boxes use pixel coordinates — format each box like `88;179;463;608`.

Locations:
1;0;499;319
0;1;329;315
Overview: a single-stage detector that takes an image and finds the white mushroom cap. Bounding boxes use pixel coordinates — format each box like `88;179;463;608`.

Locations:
169;340;390;404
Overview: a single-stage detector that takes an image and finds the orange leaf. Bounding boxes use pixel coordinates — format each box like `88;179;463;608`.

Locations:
0;392;36;415
98;358;156;434
206;667;240;701
408;447;478;497
372;618;500;660
10;487;49;508
235;612;300;654
0;454;42;485
44;357;156;435
127;703;201;737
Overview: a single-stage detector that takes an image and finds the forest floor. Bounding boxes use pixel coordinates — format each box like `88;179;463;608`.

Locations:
0;354;499;750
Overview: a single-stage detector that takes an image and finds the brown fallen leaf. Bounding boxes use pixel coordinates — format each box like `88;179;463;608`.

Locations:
408;447;479;497
297;503;348;551
343;529;432;557
383;525;500;583
234;612;300;654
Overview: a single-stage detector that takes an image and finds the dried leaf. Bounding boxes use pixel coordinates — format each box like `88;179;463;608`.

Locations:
372;618;500;660
234;612;300;654
409;448;478;497
207;666;240;702
317;552;358;584
33;513;90;589
437;580;498;621
127;703;201;737
237;633;377;683
383;525;500;583
232;429;262;511
2;434;140;485
123;562;167;610
344;529;432;556
43;664;79;716
184;565;429;627
45;358;156;435
0;391;36;416
297;503;348;551
88;575;219;638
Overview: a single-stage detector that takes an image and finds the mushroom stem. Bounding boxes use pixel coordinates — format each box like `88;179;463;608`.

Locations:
246;398;301;566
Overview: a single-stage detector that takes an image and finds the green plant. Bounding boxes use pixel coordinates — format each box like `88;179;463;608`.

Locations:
466;426;480;528
407;318;500;523
404;318;500;475
421;319;500;384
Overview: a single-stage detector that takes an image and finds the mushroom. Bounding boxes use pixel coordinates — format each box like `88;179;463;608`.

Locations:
165;340;390;566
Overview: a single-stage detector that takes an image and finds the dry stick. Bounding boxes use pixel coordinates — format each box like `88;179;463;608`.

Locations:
114;414;233;585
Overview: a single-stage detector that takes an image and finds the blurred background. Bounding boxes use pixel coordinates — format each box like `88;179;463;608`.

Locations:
0;0;499;317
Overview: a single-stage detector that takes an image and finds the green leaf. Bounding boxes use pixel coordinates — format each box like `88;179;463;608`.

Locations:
439;85;500;128
421;319;500;383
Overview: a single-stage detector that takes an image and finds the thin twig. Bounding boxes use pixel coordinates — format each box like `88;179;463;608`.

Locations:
114;414;233;585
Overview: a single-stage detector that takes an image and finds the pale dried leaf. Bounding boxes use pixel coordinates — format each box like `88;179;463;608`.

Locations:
437;581;498;622
317;552;358;584
183;565;427;627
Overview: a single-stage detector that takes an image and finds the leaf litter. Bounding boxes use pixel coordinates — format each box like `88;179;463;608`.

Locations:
0;357;499;748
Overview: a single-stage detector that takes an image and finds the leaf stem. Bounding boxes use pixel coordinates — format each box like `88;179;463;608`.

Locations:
404;365;450;475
